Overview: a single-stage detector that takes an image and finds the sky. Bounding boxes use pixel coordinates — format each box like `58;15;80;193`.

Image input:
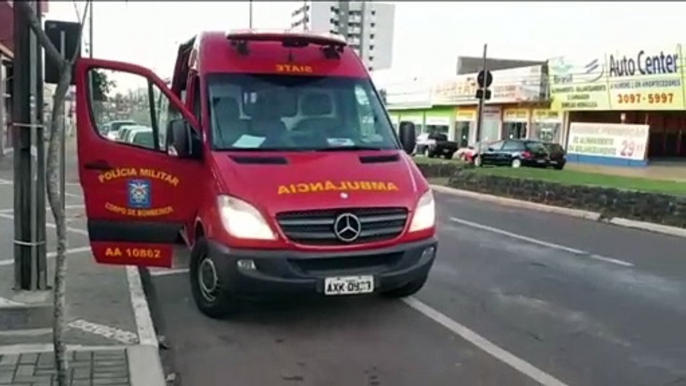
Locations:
46;1;686;88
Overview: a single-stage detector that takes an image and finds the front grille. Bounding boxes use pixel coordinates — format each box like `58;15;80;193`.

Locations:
276;207;408;245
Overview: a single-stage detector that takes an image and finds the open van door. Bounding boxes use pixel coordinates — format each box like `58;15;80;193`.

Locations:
75;58;203;267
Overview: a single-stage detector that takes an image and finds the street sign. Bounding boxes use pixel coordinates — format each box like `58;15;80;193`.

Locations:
44;20;82;85
477;70;493;88
475;89;492;100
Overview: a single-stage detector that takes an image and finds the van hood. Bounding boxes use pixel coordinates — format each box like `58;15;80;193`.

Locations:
212;151;425;216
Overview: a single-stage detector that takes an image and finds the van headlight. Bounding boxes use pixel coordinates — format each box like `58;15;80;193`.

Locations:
217;195;276;240
409;190;435;232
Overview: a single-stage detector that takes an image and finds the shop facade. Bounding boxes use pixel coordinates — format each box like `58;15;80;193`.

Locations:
385;65;559;146
549;43;686;166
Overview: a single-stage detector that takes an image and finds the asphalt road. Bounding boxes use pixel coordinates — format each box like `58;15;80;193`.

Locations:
146;191;686;386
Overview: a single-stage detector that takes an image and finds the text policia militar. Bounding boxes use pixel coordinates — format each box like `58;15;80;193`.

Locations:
98;167;180;218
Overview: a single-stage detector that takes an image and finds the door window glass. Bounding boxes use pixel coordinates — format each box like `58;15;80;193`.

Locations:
88;68;181;152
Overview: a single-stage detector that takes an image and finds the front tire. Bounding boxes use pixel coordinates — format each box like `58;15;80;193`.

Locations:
190;238;238;319
380;275;428;298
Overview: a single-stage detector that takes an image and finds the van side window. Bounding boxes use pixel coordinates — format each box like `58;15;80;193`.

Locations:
192;76;202;119
87;68;181;153
154;87;182;151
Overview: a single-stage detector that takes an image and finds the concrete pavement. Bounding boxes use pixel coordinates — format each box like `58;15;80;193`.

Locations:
0;139;165;385
145;190;686;386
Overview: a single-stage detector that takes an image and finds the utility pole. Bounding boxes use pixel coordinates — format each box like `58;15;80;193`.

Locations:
248;0;253;29
303;0;308;31
33;0;47;290
13;0;47;291
475;43;488;144
89;2;94;57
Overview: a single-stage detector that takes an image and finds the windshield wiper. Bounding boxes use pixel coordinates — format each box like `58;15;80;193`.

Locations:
315;145;387;152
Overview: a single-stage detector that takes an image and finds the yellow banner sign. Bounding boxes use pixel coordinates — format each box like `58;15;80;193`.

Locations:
548;56;611;111
503;109;529;122
532;109;561;122
607;45;684;110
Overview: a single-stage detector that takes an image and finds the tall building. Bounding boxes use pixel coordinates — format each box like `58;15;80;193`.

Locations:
290;1;395;72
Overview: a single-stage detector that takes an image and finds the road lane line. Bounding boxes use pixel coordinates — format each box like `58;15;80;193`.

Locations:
0;246;92;267
404;297;570;386
0;204;85;214
0;212;88;236
149;268;189;277
450;217;634;267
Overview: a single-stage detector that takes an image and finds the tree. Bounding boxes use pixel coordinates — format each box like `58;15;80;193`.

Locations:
15;2;91;386
91;69;115;102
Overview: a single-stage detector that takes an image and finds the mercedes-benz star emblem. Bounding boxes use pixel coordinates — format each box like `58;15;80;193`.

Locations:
333;213;362;243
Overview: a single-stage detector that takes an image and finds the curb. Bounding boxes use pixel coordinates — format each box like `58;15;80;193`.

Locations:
431;184;686;239
126;266;166;386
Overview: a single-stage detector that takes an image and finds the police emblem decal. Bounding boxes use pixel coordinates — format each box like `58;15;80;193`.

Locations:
128;179;152;209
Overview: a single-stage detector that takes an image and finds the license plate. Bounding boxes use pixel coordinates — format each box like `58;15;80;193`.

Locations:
537;159;546;163
324;276;374;295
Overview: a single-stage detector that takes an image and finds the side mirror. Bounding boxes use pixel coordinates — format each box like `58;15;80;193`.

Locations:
166;118;199;159
398;121;416;155
487;147;494;152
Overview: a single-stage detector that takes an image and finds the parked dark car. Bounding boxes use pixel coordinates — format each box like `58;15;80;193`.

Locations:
415;132;459;159
473;139;565;169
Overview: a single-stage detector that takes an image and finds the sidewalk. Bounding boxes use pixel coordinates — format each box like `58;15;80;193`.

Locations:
0;141;166;385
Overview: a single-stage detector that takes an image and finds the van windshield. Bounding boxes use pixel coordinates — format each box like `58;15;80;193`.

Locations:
207;73;400;151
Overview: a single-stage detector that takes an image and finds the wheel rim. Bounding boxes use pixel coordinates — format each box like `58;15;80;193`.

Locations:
198;256;219;302
512;159;521;168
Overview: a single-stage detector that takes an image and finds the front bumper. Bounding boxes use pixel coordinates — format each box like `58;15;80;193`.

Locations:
206;237;438;299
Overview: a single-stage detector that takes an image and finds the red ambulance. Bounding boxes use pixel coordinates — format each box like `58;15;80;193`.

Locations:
75;30;438;318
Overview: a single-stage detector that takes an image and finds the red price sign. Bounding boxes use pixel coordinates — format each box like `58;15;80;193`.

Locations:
620;140;644;159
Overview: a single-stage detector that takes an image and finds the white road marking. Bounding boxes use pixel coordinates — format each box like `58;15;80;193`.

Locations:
0;297;25;307
0;246;92;267
126;266;159;348
0;328;52;337
67;319;139;345
404;297;570;386
450;217;634;267
149;268;189;277
0;212;88;236
0;204;85;214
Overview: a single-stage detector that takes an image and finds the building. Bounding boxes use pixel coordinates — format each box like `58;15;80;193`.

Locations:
383;64;553;149
290;0;395;72
456;56;546;75
548;44;686;166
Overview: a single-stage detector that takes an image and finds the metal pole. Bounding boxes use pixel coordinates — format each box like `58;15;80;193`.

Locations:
60;32;66;211
0;56;5;156
475;43;487;144
13;1;34;290
34;0;47;290
248;0;253;29
303;0;308;31
89;1;94;58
